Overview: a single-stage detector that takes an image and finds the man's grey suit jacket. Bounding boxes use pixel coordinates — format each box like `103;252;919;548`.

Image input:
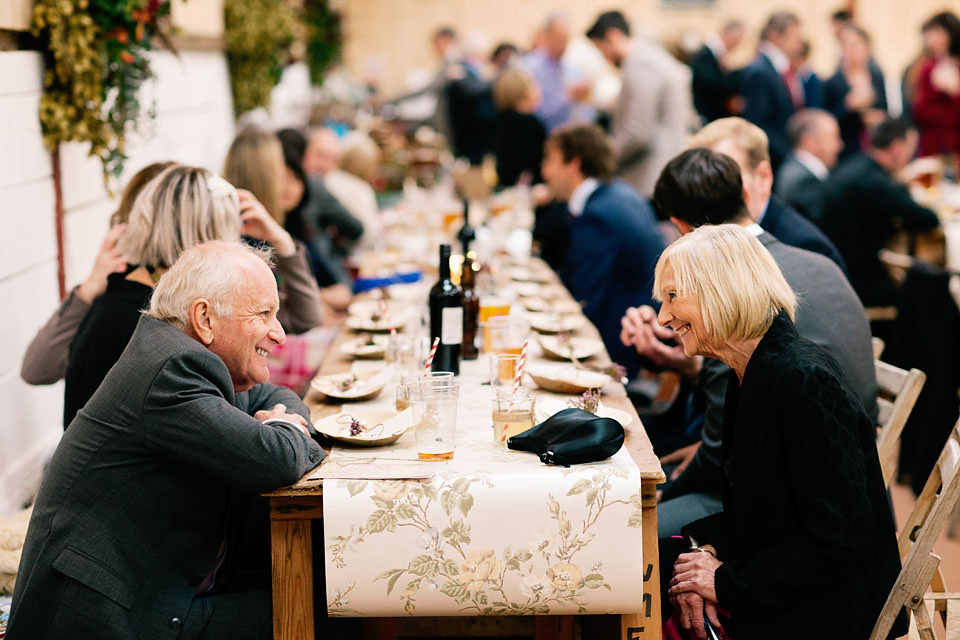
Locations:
775;154;827;224
8;315;325;639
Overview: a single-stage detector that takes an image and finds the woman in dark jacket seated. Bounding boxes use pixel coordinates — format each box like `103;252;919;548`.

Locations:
655;224;905;640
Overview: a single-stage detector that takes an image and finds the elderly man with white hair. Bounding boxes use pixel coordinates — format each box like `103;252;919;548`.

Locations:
7;241;330;640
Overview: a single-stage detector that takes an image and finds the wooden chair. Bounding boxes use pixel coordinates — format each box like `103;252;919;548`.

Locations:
873;337;886;360
875;361;926;488
870;418;960;640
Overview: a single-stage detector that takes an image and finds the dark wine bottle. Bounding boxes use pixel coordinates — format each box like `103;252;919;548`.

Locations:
456;199;476;255
460;251;479;360
429;244;463;374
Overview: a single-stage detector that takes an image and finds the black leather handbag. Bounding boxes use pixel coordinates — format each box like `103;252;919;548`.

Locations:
507;408;625;466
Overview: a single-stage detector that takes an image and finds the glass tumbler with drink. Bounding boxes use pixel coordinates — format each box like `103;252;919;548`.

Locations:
492;388;535;445
396;371;452;412
408;378;460;460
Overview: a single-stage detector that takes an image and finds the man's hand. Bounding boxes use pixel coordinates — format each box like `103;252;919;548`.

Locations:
661;441;701;481
671;591;709;640
255;403;309;436
669;550;725;639
620;306;702;377
237;190;297;258
77;224;128;303
669;550;721;603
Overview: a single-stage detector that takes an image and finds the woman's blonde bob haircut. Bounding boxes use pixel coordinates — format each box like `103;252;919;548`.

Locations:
653;224;797;344
148;241;275;330
117;164;242;269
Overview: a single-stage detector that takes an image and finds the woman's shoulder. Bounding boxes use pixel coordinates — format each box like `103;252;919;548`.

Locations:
754;317;847;386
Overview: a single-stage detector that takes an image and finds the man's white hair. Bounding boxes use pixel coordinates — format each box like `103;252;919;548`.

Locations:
147;241;275;330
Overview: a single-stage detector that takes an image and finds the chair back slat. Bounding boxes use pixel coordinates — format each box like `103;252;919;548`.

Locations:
875;361;926;488
872;420;960;640
877;398;894;433
941;438;960;489
947;596;960;640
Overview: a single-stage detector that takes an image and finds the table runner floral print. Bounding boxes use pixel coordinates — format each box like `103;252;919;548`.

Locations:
323;427;645;617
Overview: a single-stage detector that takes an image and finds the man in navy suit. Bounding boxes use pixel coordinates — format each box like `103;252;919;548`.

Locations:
689;117;848;274
690;20;745;124
741;11;806;171
541;124;666;378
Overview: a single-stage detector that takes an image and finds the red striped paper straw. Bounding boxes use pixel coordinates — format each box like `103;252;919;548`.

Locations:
424;336;440;377
379;298;397;338
507;338;529;413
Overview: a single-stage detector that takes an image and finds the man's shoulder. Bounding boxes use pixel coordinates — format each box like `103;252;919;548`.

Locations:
585;181;653;217
743;54;776;79
776;156;817;190
765;197;830;239
112;316;230;392
764;234;844;278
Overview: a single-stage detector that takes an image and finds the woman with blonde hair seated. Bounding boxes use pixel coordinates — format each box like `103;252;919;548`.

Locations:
656;225;905;639
20;161;173;385
62;164;318;427
225;127;348;321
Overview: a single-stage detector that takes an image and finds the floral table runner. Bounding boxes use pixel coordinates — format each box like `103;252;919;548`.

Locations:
322;358;645;617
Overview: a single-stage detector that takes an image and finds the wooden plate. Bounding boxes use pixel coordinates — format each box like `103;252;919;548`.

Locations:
340;335;390;359
314;408;412;446
524;364;611;394
527;313;587;334
537;335;604;361
311;369;390;401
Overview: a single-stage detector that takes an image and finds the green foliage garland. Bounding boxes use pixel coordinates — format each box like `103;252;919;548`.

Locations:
224;0;298;117
32;0;172;187
304;0;342;86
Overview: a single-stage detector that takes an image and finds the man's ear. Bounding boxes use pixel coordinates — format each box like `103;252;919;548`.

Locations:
188;299;215;345
669;216;693;235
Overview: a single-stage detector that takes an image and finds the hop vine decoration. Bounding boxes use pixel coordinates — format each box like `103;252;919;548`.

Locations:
224;0;298;117
32;0;173;187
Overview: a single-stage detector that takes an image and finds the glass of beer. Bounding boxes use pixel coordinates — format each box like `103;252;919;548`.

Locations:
487;316;530;355
492;388;536;445
409;378;460;460
479;295;512;353
490;353;521;386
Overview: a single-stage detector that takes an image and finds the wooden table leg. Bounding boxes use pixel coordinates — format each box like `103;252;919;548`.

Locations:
620;481;660;640
534;615;574;640
271;515;314;640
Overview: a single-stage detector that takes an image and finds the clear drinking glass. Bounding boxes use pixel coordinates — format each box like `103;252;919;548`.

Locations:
487;316;530;355
492;388;536;445
409;380;460;460
386;334;419;370
396;371;453;412
490;353;521;386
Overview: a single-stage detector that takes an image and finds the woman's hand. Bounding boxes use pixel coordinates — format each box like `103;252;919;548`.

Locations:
237;189;297;258
77;224;128;303
669;550;721;602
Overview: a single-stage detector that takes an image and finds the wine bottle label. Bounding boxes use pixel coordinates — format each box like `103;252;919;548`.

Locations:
441;307;464;345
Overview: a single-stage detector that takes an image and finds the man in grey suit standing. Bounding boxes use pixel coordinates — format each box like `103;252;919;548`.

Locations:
8;242;327;639
775;108;843;224
587;10;692;197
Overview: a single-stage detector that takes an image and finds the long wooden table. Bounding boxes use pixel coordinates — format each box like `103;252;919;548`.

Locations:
265;276;666;640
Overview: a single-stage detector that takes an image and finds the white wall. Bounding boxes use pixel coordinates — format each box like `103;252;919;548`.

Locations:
0;49;236;514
